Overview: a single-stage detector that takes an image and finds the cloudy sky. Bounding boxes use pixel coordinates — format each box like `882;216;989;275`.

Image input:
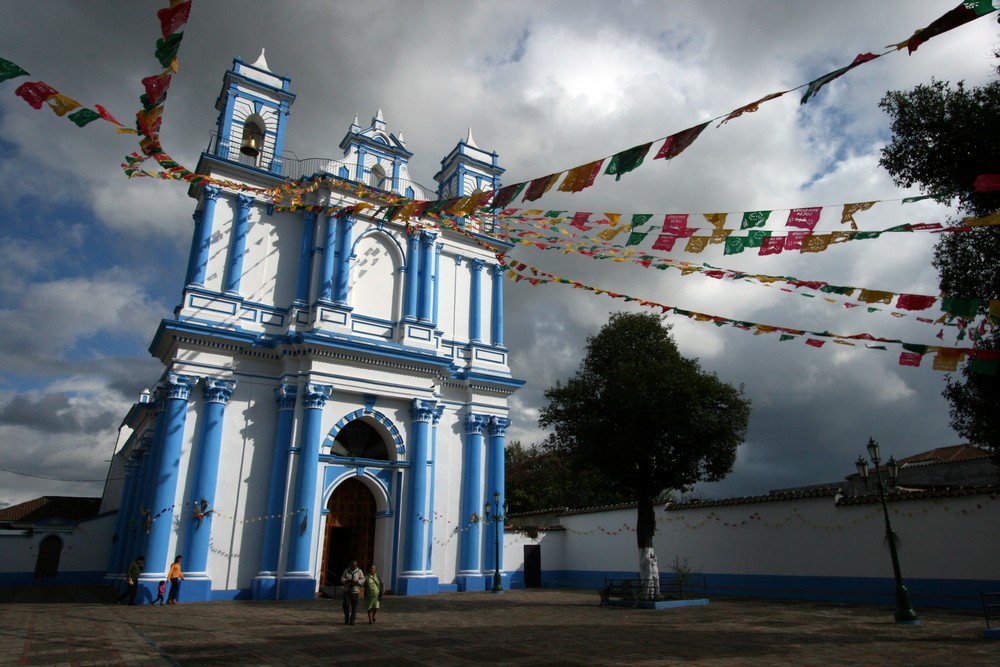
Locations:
1;1;997;508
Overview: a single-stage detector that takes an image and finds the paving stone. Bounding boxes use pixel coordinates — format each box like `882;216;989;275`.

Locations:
0;586;995;666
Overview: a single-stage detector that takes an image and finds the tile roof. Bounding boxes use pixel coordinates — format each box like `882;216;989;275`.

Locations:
0;496;102;522
896;444;992;466
834;485;1000;506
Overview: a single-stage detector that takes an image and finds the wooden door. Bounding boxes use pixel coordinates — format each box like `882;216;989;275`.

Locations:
321;478;376;586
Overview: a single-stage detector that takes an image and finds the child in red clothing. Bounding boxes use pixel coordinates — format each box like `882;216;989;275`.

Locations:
153;580;166;605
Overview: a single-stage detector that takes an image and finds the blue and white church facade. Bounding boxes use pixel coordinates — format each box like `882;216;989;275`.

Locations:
101;52;523;601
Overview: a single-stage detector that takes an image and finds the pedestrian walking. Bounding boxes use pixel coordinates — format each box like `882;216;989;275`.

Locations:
118;556;144;606
340;560;364;625
167;555;184;604
365;564;383;624
153;580;166;605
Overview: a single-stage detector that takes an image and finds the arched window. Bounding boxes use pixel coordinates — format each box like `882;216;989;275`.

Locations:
331;420;389;460
240;115;266;166
369;163;388;190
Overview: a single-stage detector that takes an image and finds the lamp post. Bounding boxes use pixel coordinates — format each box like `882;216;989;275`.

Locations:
855;437;920;625
484;490;506;593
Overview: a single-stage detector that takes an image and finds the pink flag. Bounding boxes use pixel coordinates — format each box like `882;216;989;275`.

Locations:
783;231;808;251
786;207;823;231
652;235;677;252
759;236;784;255
662;214;690;235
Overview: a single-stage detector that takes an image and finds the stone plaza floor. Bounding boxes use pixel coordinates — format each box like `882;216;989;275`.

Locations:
0;585;995;665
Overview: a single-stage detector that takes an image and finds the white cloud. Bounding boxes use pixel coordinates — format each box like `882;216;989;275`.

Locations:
0;0;995;505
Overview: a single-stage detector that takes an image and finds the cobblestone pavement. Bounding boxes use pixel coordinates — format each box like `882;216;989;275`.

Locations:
0;586;995;666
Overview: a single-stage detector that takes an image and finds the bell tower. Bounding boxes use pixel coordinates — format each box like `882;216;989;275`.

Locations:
433;128;504;200
212;49;295;174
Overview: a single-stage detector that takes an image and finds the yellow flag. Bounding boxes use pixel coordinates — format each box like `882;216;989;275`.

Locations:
857;289;893;304
709;230;732;245
45;93;81;116
685;236;709;254
703;212;728;229
801;234;832;253
840;201;875;228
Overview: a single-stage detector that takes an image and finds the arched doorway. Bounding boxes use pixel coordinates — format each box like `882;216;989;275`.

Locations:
34;535;62;579
321;478;376;586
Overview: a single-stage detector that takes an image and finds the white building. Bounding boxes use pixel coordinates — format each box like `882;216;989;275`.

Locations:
102;52;522;601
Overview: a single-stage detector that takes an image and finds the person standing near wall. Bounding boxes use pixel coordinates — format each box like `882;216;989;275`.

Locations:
167;555;184;604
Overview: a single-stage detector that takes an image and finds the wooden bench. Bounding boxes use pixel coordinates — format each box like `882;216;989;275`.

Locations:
599;578;637;606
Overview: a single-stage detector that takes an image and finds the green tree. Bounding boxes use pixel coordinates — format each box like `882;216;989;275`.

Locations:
505;440;635;514
539;312;750;594
878;69;1000;461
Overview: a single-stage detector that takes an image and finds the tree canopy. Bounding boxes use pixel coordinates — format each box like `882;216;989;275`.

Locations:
879;67;1000;461
505;440;636;514
538;312;751;576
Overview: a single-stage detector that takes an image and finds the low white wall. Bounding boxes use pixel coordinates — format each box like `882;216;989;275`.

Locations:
0;513;115;586
503;490;1000;609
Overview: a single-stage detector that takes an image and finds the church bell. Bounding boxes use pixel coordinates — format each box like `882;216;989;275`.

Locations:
240;134;260;157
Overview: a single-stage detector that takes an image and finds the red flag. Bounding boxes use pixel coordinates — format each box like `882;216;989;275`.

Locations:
95;104;124;125
973;174;1000;192
654;122;709;160
652;235;677;252
522;173;560;202
142;73;173;106
903;2;981;54
158;0;192;40
895;294;936;311
805;339;826;348
14;81;58;109
570;212;593;231
899;351;923;367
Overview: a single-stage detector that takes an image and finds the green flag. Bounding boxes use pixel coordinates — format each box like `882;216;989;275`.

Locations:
0;57;29;83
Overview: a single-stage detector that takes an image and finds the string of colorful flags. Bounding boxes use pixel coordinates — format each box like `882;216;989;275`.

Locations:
2;0;998;374
497;252;1000;373
2;1;995;206
263;194;1000;372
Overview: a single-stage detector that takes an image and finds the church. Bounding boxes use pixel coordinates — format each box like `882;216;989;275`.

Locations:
102;52;523;601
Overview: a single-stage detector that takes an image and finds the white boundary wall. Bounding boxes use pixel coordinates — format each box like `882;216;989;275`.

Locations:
503;489;1000;609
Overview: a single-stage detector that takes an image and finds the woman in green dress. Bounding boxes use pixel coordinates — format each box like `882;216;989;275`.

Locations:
365;564;383;624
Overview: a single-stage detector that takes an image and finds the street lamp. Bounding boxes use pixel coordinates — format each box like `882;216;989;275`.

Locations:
484;490;507;593
855;437;920;625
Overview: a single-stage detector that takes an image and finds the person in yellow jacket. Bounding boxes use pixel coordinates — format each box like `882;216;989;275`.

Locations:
365;564;383;624
167;555;184;604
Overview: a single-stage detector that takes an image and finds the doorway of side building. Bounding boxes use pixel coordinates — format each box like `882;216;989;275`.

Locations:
34;535;63;579
321;477;376;587
523;544;541;588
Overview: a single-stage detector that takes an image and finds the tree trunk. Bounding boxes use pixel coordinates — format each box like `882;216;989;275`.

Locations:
636;493;659;599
